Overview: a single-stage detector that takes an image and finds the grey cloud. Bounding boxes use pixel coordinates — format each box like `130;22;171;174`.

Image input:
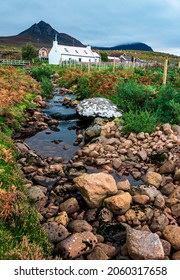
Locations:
0;0;179;54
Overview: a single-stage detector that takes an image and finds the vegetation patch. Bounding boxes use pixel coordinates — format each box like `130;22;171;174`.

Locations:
0;66;52;259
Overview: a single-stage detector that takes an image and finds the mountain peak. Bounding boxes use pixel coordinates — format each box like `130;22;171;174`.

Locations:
16;20;84;47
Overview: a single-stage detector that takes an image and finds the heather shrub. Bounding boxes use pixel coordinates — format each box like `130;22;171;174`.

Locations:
114;79;154;112
31;66;55;82
123;110;158;134
153;84;180;124
76;75;92;99
41;77;54;97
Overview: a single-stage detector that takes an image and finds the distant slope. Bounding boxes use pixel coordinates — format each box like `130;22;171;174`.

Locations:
0;20;84;48
93;42;153;52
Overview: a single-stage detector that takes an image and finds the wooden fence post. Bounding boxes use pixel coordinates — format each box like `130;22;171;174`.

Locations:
88;62;91;73
163;58;168;85
178;61;180;69
113;57;116;72
132;56;136;68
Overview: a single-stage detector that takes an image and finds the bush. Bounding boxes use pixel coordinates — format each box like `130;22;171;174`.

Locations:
40;77;54;97
123;110;158;134
31;66;55;82
76;75;91;99
115;79;154;112
153;84;180;124
22;43;37;60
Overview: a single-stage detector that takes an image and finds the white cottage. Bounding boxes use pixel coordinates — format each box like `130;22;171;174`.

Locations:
48;38;100;65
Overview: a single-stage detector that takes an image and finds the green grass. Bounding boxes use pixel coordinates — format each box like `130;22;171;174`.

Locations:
0;132;52;259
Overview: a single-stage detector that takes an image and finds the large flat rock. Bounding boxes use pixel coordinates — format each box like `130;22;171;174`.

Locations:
76;97;122;119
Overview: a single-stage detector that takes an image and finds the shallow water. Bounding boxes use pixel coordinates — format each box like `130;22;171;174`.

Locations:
23;89;143;185
23;89;87;161
24;119;85;161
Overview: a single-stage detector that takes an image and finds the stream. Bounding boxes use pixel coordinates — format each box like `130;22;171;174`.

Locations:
23;88;89;162
21;88;143;186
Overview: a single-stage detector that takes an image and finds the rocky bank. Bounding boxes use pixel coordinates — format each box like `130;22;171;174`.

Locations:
14;91;180;260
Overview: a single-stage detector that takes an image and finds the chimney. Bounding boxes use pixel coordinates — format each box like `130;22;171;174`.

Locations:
53;34;58;47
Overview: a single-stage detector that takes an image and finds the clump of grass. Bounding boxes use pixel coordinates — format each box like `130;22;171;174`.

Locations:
0;132;52;260
122;110;158;134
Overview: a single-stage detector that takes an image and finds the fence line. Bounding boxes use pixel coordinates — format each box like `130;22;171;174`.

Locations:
59;57;179;85
0;59;30;66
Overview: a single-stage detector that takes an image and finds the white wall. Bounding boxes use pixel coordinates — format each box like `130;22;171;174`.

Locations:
60;54;98;63
48;42;100;64
48;41;61;65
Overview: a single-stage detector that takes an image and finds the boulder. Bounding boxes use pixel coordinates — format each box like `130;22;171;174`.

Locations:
73;172;118;208
86;246;109;260
174;169;180;182
132;194;149;205
159;160;175;174
33;175;57;190
68;220;93;233
163;225;180;250
27;186;46;201
130;185;161;202
144;171;162;188
150;214;169;232
56;231;97;259
44;222;70;243
103;192;132;215
49;211;69;227
137;150;148;161
172;251;180;260
76;97;122;119
126;228;164;260
59;198;80;215
84;124;101;141
117;180;131;191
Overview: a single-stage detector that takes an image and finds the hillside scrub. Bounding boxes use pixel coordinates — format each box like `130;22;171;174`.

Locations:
0;133;52;259
0;66;52;259
54;64;180;131
28;64;180;131
0;66;42;133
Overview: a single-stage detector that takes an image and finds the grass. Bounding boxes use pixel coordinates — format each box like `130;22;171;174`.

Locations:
0;132;52;259
0;66;52;259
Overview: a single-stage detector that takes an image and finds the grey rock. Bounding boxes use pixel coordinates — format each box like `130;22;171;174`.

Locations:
56;231;97;259
27;186;46;201
44;222;70;243
85;124;101;141
33;175;57;189
159;160;175;174
130;185;161;202
126;227;164;260
68;220;93;233
76;97;122;119
59;197;80;215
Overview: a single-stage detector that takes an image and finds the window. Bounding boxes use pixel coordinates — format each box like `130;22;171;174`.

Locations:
64;48;69;52
79;58;82;62
75;50;79;53
84;50;88;54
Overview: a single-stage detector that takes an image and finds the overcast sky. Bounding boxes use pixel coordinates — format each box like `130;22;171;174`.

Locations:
0;0;180;55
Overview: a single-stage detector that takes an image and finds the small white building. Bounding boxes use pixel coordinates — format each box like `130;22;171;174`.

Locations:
38;47;48;61
48;38;100;64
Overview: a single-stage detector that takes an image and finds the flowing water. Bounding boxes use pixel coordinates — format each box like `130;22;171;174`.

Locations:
22;88;143;185
23;89;88;162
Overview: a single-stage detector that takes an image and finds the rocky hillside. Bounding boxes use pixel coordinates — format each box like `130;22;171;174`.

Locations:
94;42;153;52
0;21;84;48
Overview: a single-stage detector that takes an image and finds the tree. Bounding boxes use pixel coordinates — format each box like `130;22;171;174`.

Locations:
99;51;108;62
22;43;37;60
